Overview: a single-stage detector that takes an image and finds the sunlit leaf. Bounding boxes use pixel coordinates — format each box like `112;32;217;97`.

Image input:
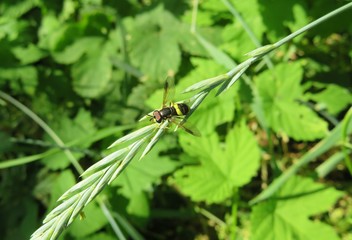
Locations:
129;5;181;80
0;0;38;18
12;44;47;64
308;84;352;115
173;122;260;203
254;62;328;140
53;37;102;64
251;176;343;240
71;40;112;98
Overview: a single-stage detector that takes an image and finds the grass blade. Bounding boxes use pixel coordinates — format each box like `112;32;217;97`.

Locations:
108;124;156;149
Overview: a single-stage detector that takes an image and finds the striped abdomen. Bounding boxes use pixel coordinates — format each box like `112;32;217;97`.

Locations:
153;103;189;123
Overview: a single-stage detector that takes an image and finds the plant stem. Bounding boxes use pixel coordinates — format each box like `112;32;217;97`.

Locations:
231;188;239;239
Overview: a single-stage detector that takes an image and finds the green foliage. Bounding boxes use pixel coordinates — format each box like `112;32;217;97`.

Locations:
254;62;328;140
1;0;351;239
128;5;183;81
251;176;343;240
307;83;352;115
173;122;260;203
70;38;113;98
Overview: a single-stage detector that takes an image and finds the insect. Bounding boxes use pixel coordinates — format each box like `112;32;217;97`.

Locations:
150;77;200;136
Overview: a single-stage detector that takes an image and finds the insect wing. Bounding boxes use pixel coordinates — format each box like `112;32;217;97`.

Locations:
171;118;201;137
162;77;175;107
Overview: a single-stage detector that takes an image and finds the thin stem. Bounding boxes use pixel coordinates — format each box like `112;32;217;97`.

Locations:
195;206;226;227
231;188;239;239
190;0;199;33
315;151;350;178
99;201;126;240
342;107;352;174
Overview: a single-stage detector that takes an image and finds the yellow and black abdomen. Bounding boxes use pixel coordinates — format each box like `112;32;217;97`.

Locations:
153;103;190;123
173;103;189;116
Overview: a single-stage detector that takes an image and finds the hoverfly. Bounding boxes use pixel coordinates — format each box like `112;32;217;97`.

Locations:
149;77;200;137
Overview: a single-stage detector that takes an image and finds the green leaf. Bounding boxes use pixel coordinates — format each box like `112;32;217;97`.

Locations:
12;44;47;64
46;21;85;52
71;39;112;98
177;25;207;56
41;109;97;170
52;37;101;64
308;84;352;115
254;62;328;141
173;122;260;203
129;5;181;80
251;176;343;240
0;0;38;18
37;15;62;49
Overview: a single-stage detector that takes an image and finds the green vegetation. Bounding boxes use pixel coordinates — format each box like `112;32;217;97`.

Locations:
0;0;351;239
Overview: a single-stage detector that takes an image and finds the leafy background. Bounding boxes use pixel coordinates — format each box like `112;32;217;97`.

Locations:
0;0;351;239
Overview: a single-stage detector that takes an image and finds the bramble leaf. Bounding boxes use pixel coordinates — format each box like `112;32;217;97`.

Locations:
173;122;260;203
52;37;102;64
12;44;47;64
129;5;181;80
251;176;343;240
254;62;328;140
71;39;112;98
307;84;352;115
